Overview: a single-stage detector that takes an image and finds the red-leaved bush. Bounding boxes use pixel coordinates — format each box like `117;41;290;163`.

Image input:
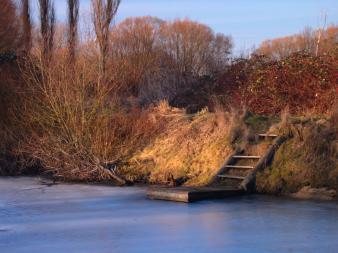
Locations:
216;50;337;114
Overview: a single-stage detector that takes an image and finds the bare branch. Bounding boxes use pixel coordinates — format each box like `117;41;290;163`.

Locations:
92;0;121;79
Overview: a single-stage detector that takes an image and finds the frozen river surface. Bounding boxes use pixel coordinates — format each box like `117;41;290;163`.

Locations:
1;177;338;253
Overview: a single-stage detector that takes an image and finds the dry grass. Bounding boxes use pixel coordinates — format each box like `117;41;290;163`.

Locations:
257;104;338;194
120;103;247;186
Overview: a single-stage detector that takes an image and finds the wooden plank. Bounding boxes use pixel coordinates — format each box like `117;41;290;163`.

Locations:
225;165;254;169
147;188;189;202
147;187;244;202
188;188;244;202
217;175;245;180
233;155;261;159
258;134;278;137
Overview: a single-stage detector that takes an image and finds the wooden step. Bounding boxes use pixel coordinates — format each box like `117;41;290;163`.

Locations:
258;134;278;138
217;175;245;180
233;155;261;159
225;165;254;169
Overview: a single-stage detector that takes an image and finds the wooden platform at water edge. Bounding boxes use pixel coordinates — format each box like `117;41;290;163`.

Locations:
147;186;244;203
147;133;288;202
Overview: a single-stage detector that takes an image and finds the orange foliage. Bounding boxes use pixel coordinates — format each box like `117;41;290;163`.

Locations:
111;16;164;96
110;17;232;101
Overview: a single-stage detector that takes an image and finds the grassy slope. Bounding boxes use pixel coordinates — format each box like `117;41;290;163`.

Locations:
119;106;279;186
120;106;337;193
257;113;338;194
120;106;249;185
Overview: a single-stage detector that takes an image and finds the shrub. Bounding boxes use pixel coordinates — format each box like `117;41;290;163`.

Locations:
216;51;337;114
12;55;164;181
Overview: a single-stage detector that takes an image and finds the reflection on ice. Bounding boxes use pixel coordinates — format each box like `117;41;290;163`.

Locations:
1;177;338;253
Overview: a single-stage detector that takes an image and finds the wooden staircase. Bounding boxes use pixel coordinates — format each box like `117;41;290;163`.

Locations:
147;132;289;202
209;133;288;192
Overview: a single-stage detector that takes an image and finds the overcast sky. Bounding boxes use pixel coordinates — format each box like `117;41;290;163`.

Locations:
31;0;338;54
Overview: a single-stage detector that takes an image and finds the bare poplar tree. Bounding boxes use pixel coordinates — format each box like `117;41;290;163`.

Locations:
68;0;79;63
92;0;121;79
21;0;32;54
38;0;55;63
0;0;19;53
315;12;327;56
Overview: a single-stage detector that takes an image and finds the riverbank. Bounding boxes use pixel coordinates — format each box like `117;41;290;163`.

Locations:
1;107;337;200
2;174;337;203
255;111;337;198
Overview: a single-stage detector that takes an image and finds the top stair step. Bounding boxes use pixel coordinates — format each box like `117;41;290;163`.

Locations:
233;155;261;159
258;134;278;138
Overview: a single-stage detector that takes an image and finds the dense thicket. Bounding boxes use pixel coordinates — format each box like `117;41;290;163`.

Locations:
216;50;337;114
175;26;337;114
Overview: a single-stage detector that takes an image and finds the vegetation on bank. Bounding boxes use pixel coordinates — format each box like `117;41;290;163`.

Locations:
120;103;249;186
0;0;337;195
257;107;338;194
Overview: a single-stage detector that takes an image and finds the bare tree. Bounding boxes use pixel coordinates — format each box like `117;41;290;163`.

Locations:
92;0;121;79
39;0;55;63
160;19;232;77
255;24;337;60
68;0;79;63
111;16;164;96
21;0;32;54
315;12;327;56
0;0;19;53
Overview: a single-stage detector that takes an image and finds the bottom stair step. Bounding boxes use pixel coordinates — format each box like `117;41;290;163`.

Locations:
258;134;278;138
225;165;254;169
217;175;245;180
